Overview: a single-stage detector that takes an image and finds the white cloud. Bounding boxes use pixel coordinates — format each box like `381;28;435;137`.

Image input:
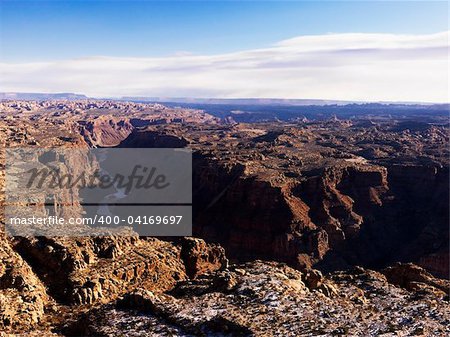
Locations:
0;31;448;102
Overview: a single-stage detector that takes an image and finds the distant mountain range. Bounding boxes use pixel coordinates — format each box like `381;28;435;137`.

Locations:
0;92;445;106
0;92;88;100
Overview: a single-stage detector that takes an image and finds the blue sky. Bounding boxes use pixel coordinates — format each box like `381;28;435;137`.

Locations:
0;1;448;61
0;1;448;101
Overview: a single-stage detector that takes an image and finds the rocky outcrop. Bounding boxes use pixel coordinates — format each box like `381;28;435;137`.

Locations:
0;233;51;332
63;261;450;336
382;263;449;297
7;236;228;306
0;235;231;333
12;236;188;305
180;237;228;278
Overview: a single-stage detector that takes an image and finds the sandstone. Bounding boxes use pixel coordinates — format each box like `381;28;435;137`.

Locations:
382;263;449;298
0;235;50;332
0;99;448;335
180;237;228;279
64;261;450;336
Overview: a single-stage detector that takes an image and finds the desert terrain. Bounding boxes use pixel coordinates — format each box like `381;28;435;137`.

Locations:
0;99;449;336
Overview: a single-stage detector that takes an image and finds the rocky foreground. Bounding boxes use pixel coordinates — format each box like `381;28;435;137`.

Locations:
1;235;449;336
69;261;450;337
0;100;449;335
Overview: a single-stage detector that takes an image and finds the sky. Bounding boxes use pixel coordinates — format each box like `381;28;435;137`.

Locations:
0;1;449;102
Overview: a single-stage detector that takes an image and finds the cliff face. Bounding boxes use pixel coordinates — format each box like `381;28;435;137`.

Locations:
78;116;134;147
193;156;449;277
193;157;375;266
117;129;188;148
384;165;449;278
193;157;314;263
310;164;448;278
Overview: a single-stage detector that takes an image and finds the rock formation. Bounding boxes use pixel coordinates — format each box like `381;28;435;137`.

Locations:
0;99;448;335
63;261;449;336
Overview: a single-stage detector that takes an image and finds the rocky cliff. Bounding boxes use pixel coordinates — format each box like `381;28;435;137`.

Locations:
193;156;449;278
0;236;229;333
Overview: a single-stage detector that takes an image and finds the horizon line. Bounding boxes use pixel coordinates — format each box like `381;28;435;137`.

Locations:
1;91;448;106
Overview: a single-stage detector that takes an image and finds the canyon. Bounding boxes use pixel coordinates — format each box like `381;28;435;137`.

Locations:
0;99;448;335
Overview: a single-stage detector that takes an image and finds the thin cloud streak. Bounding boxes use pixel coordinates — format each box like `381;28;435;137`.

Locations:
0;31;448;102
